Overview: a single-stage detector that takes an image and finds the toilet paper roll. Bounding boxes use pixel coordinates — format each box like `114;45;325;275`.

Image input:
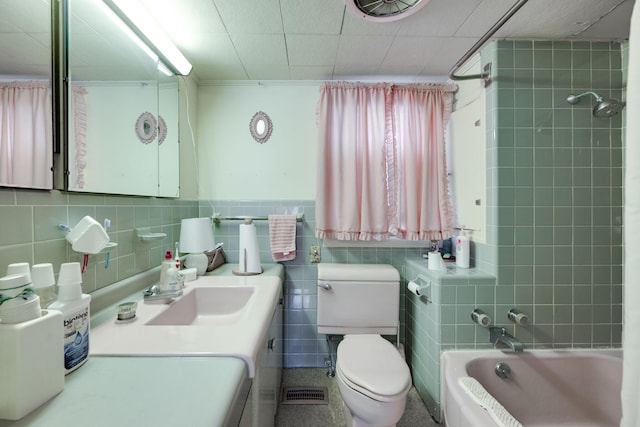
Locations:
407;281;422;297
238;222;261;273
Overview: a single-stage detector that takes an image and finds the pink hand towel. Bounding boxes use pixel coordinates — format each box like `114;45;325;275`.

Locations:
268;214;297;261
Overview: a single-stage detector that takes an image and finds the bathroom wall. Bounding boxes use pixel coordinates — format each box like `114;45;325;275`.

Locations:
0;189;197;294
403;39;625;421
199;199;422;367
0;76;200;295
196;82;319;200
476;40;624;348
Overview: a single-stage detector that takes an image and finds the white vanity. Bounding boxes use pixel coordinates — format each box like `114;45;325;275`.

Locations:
0;264;284;427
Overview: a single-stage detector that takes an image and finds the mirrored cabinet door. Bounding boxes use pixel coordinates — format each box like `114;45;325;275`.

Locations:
0;0;53;190
65;0;179;197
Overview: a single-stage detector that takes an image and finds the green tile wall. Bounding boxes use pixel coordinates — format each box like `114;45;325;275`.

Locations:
404;39;624;422
0;188;197;295
480;40;623;347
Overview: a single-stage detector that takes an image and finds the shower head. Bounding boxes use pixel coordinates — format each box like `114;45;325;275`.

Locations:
593;98;626;118
566;91;626;118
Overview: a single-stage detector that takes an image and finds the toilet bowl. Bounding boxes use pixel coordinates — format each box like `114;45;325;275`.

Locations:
337;335;411;427
317;263;411;427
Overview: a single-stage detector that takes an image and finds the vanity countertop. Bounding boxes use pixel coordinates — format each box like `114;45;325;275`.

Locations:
0;356;248;427
89;266;283;377
0;263;284;427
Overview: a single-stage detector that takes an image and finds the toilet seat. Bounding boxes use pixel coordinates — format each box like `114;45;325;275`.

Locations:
337;334;411;402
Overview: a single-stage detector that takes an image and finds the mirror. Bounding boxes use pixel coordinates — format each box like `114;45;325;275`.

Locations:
0;0;53;190
249;111;273;144
65;0;179;197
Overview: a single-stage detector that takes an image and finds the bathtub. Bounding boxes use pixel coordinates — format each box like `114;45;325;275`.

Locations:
442;348;622;427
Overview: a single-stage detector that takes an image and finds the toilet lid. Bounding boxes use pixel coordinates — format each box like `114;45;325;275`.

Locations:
337;335;411;401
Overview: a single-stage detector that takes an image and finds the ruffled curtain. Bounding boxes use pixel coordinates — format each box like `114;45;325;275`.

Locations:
315;81;456;241
72;85;88;189
0;81;52;189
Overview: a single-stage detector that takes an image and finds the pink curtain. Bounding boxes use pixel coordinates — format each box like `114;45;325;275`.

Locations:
392;84;455;240
315;82;456;241
0;81;53;189
72;85;88;189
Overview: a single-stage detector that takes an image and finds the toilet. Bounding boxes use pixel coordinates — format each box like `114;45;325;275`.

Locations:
317;263;411;427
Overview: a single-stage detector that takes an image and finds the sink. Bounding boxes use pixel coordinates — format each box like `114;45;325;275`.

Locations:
146;287;255;326
89;270;283;377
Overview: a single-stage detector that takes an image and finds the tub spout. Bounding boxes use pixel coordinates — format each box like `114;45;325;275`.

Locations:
489;327;524;352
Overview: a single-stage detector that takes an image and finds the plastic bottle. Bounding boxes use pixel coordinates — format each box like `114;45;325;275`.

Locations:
166;265;179;292
455;228;470;269
48;262;91;375
159;250;173;291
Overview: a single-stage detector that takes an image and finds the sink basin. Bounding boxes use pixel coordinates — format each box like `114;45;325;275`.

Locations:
89;268;283;378
146;287;255;326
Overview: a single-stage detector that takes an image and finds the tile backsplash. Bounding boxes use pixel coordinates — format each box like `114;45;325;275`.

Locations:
0;188;197;294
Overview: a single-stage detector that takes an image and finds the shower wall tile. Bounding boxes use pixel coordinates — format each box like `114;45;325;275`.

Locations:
476;40;624;349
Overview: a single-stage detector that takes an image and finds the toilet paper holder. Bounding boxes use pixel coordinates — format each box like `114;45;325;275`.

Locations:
407;275;431;302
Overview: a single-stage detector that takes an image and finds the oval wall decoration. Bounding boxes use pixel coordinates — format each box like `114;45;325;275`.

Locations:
249;111;273;144
135;112;157;144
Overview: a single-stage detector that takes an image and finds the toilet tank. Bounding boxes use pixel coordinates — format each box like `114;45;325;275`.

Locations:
317;263;400;335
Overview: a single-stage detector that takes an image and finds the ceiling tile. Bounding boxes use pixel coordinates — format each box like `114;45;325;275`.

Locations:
286;34;340;66
382;37;436;68
231;34;288;65
341;10;402;36
396;0;483;37
280;0;344;35
336;35;394;67
577;0;635;40
244;64;291;80
289;66;335;80
182;34;240;66
194;63;248;81
214;0;283;34
496;0;634;40
454;0;515;37
420;37;477;75
139;0;226;35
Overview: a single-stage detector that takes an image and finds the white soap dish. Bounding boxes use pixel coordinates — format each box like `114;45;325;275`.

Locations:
135;228;167;241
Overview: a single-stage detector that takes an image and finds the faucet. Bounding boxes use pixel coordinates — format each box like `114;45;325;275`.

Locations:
143;283;182;302
489;327;524;352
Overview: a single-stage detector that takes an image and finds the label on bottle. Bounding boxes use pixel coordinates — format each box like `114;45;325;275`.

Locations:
61;306;90;370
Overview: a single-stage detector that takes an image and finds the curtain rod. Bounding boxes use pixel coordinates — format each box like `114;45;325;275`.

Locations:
448;0;530;83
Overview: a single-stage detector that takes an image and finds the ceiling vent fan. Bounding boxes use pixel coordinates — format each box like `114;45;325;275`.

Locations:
345;0;431;22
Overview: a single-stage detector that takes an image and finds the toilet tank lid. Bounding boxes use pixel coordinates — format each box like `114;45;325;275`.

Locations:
317;263;399;282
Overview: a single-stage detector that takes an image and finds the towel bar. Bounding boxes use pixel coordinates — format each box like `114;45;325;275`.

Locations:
212;213;304;223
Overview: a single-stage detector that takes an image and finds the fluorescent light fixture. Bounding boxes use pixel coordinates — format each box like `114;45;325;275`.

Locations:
102;0;193;76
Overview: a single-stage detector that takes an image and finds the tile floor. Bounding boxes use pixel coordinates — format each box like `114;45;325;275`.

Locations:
275;368;439;427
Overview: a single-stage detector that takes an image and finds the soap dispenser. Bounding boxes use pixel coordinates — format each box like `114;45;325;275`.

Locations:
455;228;470;269
48;262;91;375
159;250;173;291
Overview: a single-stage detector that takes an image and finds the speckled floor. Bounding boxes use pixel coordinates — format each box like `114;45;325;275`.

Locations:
275;368;439;427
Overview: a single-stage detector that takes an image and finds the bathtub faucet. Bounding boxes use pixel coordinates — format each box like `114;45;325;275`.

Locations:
489;327;524;352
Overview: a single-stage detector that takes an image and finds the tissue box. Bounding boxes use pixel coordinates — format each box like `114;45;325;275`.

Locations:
0;310;65;420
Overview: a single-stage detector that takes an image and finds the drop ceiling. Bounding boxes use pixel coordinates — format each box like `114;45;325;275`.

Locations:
139;0;635;82
0;0;636;82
